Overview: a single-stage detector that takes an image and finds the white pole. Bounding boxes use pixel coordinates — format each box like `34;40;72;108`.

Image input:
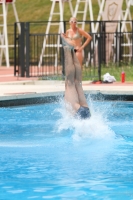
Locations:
88;0;95;33
95;0;105;33
59;0;64;33
12;0;21;33
68;0;73;16
3;1;10;67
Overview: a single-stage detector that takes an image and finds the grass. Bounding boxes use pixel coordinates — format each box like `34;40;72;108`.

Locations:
82;62;133;82
3;0;133;24
101;64;133;82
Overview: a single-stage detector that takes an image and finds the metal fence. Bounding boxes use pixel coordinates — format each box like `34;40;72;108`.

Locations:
14;20;133;80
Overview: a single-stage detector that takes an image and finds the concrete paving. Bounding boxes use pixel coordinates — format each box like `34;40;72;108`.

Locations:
0;66;133;101
0;80;133;100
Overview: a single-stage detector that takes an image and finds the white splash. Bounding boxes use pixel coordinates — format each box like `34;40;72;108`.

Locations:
55;98;115;141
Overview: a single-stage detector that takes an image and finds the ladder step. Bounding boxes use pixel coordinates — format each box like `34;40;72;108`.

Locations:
43;54;57;57
48;23;61;25
121;44;132;46
77;0;86;2
121;21;131;24
76;11;85;13
8;45;15;47
0;45;8;47
45;44;62;47
122;54;132;57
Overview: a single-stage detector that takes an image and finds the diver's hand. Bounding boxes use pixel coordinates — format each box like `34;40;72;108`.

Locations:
77;46;83;52
61;33;67;38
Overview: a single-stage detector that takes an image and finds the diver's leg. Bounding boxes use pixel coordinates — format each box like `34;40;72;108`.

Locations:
75;50;83;67
64;47;80;113
73;52;88;107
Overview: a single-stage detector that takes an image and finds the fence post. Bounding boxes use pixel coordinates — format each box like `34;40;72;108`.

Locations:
132;21;133;65
17;22;30;77
119;21;122;65
100;21;106;64
19;22;25;77
61;40;65;78
64;21;66;33
115;28;118;63
25;22;30;77
97;34;101;81
14;22;17;76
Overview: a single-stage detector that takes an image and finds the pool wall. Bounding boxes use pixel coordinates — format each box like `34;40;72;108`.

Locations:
0;91;133;107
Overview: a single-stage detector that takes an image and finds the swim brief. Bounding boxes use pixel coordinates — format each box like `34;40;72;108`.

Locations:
75;106;91;119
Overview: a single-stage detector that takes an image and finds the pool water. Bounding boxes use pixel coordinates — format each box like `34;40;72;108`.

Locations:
0;100;133;199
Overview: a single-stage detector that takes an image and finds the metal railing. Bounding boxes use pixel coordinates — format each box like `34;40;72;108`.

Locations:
13;20;133;80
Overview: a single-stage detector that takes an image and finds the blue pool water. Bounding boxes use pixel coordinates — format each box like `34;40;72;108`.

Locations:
0;99;133;199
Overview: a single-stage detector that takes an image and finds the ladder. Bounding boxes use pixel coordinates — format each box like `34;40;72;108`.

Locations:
73;0;89;30
72;0;96;66
72;0;103;66
121;0;132;32
38;0;73;68
73;0;105;33
72;0;106;66
118;0;133;60
0;0;20;67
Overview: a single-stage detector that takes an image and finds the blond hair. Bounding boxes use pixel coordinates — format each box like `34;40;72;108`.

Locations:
69;17;77;22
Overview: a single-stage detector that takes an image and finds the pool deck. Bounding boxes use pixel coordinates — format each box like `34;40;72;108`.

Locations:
0;66;133;102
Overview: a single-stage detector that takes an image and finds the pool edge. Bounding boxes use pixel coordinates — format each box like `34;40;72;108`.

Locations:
0;91;133;107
